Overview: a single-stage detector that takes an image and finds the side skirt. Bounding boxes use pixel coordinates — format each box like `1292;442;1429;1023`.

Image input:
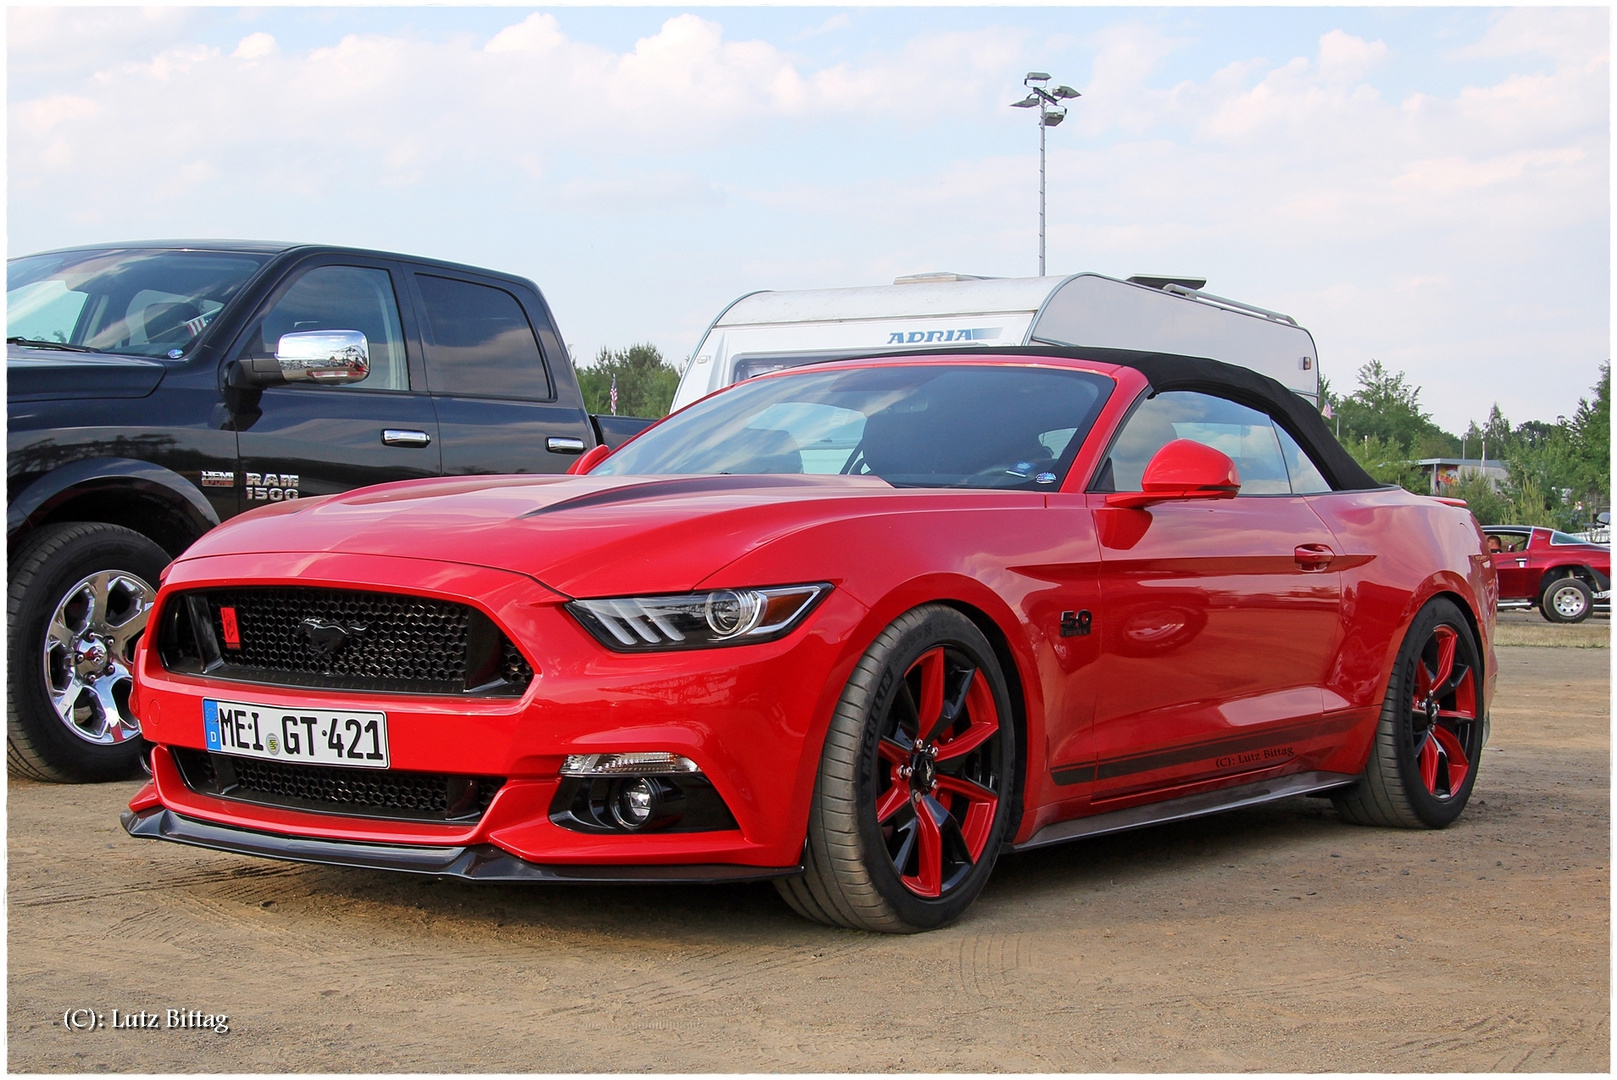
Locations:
1012;770;1359;853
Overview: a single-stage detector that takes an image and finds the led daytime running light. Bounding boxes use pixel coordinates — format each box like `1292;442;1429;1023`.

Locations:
568;584;828;651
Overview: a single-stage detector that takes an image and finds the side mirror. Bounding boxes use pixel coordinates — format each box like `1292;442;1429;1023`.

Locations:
568;444;612;475
239;329;371;385
1105;439;1241;509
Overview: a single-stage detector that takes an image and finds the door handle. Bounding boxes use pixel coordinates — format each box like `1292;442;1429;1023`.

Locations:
1294;544;1335;571
547;437;587;454
382;429;432;447
1515;558;1528;567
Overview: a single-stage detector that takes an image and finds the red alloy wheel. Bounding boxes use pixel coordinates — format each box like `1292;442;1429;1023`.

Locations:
873;646;1001;898
1408;624;1477;799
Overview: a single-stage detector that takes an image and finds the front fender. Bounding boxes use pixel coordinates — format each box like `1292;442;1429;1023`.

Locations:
7;456;219;544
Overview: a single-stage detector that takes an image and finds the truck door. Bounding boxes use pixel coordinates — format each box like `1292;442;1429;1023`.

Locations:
407;271;594;475
230;258;441;502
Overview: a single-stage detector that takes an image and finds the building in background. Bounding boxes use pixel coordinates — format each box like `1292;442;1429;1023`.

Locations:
1417;457;1509;495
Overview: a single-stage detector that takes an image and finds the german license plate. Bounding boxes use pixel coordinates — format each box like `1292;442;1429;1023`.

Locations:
203;699;389;769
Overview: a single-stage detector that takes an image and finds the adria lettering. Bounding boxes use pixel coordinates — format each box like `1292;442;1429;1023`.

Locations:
885;327;1004;345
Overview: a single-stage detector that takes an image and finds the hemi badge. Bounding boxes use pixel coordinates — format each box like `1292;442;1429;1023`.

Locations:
219;607;241;650
201;470;235;488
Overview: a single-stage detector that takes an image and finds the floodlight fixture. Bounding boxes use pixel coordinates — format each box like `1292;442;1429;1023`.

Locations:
1009;70;1079;275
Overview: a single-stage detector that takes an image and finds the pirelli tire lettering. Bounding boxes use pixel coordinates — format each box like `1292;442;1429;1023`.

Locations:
244;473;300;502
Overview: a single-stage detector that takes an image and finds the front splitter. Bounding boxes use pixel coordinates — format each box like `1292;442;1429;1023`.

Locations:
122;806;802;884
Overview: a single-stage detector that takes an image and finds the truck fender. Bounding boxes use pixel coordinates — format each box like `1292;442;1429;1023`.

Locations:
8;457;220;553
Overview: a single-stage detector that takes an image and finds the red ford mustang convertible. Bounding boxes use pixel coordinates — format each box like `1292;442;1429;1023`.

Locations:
125;348;1497;932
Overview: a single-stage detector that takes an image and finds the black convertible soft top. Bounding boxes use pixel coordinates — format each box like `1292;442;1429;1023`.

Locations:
856;344;1381;492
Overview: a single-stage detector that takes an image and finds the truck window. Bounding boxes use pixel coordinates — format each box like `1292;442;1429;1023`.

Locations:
251;266;409;391
414;275;552;401
8;249;266;358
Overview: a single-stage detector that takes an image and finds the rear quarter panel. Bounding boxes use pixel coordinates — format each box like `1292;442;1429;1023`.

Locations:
1306;488;1496;773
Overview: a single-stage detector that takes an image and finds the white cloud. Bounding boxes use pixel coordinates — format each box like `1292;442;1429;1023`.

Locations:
1455;7;1609;68
232;32;277;61
1316;29;1390;85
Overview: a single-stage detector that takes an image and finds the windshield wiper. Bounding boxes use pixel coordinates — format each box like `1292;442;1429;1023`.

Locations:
6;337;103;354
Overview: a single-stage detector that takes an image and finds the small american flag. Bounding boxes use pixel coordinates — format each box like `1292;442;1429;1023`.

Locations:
1321;400;1334;419
609;375;618;416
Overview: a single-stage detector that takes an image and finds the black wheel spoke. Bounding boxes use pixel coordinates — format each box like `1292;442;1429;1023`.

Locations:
888;816;919;876
1436;662;1471;700
934;803;974;867
926;666;977;743
894;682;922;735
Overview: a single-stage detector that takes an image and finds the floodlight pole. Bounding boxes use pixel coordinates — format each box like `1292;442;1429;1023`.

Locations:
1010;73;1079;277
1039;118;1047;276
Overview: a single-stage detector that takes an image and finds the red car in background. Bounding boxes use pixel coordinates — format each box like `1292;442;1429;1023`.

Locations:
1482;526;1610;623
125;348;1497;932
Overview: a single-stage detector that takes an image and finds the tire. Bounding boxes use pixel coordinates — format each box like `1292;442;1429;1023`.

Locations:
8;523;169;782
1332;598;1484;829
776;605;1016;933
1540;576;1593;624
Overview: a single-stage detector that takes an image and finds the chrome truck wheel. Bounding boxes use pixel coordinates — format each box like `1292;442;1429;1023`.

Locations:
8;524;167;782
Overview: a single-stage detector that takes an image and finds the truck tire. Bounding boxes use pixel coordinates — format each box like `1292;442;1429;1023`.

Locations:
8;523;168;782
1540;576;1593;624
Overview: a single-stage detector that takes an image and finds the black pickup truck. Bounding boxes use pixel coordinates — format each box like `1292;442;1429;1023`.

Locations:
7;241;653;783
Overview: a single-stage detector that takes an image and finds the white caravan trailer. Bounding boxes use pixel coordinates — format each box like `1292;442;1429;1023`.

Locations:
671;272;1321;413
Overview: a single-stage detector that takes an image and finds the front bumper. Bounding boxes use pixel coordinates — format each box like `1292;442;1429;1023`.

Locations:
133;550;866;872
122;805;801;883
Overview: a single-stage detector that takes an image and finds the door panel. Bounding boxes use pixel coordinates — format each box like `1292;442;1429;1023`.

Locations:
1492;530;1537;599
1089;497;1343;802
237;387;442;501
431;397;594;476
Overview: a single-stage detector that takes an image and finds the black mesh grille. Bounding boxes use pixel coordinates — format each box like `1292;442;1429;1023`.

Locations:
158;587;533;696
172;748;504;823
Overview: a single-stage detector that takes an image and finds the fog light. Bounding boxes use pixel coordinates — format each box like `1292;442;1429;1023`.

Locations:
561;752;699;776
611;777;658;830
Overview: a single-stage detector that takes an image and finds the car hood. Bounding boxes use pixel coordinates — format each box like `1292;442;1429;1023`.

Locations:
7;350;168;401
178;473;921;597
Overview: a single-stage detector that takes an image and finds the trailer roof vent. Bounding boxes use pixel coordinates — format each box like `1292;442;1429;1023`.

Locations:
893;272;993;285
1128;275;1208;291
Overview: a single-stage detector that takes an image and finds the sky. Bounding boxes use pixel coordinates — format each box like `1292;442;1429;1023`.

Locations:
7;5;1609;433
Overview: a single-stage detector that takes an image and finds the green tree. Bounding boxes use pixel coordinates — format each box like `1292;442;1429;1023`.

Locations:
577;343;681;419
1328;359;1460;469
1448;473;1511;525
1331;359;1456;458
1565;361;1610;517
1344;433;1426;491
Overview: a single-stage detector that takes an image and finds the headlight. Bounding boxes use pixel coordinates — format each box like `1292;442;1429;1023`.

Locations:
567;584;830;651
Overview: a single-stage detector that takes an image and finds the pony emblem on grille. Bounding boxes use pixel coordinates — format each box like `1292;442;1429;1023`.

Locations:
299;617;368;658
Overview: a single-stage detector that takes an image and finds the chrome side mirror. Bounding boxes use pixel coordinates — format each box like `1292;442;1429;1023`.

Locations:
274;329;370;384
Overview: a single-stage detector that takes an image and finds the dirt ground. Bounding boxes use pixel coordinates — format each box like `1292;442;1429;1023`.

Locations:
9;642;1609;1072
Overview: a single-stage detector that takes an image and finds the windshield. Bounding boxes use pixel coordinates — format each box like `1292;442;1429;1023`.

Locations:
7;248;269;358
597;363;1113;490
